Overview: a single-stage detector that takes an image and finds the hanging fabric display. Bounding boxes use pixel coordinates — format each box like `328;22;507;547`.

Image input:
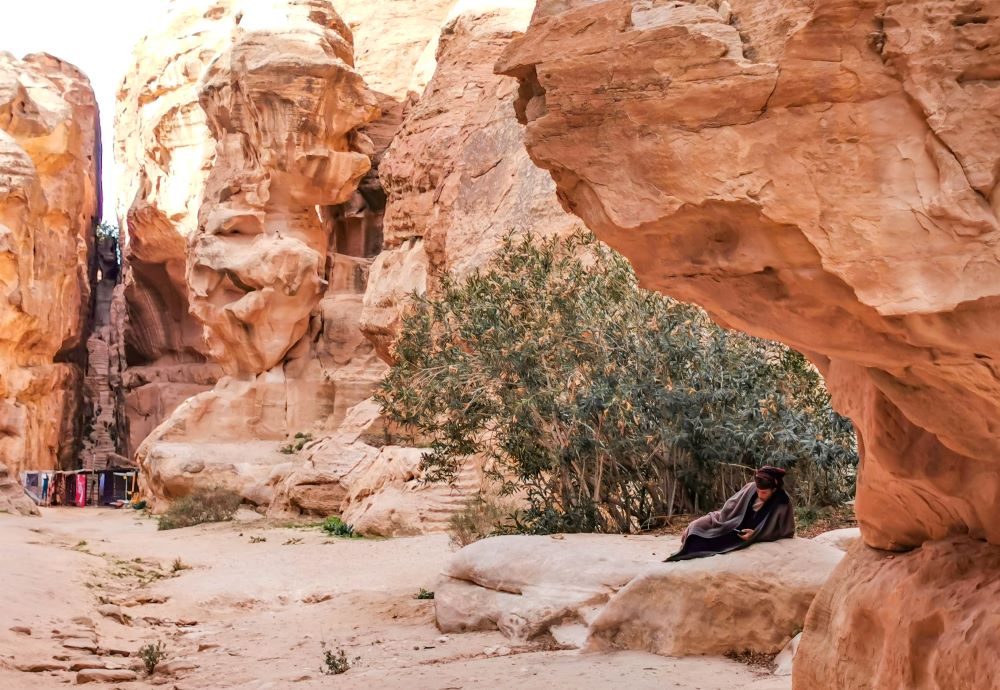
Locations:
75;474;87;507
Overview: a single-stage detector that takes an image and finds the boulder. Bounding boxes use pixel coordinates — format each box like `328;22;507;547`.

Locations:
795;537;1000;690
436;534;661;641
435;534;841;655
586;539;843;656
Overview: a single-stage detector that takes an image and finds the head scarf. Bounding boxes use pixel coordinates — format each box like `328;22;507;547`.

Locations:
754;465;786;490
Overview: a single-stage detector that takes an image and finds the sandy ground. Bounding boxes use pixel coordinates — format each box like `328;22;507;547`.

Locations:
0;508;791;689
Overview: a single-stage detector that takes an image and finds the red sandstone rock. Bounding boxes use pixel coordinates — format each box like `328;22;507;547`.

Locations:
795;537;1000;690
0;53;100;477
361;0;586;362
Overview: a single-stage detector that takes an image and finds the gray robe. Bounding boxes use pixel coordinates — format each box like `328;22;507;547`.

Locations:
672;482;795;559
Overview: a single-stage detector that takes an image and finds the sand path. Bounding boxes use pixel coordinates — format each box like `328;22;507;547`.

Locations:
0;508;790;689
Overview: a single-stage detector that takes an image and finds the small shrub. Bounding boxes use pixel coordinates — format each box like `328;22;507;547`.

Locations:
321;516;360;538
447;495;517;548
249;535;267;543
414;588;435;600
138;641;167;675
170;557;189;573
157;488;242;531
321;647;351;675
794;503;857;538
280;431;314;454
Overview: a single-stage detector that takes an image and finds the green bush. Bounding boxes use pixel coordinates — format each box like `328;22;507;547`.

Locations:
321;647;351;675
157;488;242;531
321;516;360;538
280;431;314;454
377;231;857;534
138;641;166;675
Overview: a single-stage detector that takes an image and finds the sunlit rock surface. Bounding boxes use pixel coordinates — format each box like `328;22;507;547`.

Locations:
360;0;586;362
0;52;100;476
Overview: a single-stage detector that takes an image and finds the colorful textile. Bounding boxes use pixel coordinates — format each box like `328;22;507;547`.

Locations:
75;474;87;507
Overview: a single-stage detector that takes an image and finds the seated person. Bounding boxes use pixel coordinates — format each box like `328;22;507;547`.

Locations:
665;466;794;562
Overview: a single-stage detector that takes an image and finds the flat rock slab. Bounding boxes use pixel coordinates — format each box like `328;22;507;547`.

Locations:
62;638;99;653
76;668;138;683
436;534;843;656
436;534;664;640
17;660;70;672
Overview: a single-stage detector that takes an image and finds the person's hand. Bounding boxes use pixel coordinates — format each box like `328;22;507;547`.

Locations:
738;529;754;541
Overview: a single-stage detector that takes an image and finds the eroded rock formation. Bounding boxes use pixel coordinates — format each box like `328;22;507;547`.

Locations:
496;1;1000;686
360;0;586;361
797;538;1000;689
0;463;39;515
188;1;377;373
120;0;388;505
115;3;230;454
0;52;100;478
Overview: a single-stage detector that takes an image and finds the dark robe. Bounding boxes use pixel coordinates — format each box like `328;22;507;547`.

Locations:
665;482;795;562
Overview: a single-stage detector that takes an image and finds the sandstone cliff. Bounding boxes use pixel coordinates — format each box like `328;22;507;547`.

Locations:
497;1;1000;687
0;52;100;478
119;0;385;502
271;0;586;529
360;0;586;361
115;3;233;455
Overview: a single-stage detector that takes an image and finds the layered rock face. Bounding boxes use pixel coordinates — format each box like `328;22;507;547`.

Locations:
115;3;231;454
0;53;100;477
497;1;1000;686
121;0;388;505
360;0;586;361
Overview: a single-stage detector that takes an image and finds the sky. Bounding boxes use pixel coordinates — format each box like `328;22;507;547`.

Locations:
0;1;170;223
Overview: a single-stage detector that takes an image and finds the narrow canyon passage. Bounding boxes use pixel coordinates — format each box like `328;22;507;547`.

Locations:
1;1;998;689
